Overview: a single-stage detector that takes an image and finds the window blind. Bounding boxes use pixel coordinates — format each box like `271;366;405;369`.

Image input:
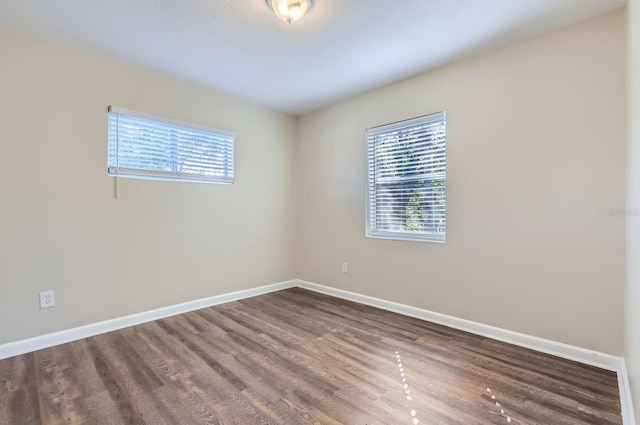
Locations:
366;112;447;242
107;106;235;184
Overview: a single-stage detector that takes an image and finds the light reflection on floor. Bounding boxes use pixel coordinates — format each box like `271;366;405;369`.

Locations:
485;386;514;423
395;351;420;424
393;350;520;424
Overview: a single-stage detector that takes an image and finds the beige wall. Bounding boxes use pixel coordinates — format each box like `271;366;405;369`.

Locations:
626;0;640;420
0;9;629;362
297;11;626;355
0;27;297;344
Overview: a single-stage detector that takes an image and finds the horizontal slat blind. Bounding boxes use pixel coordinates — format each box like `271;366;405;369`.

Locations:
366;112;446;242
108;107;235;184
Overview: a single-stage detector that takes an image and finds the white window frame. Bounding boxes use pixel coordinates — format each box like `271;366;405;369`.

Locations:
366;112;447;243
107;106;235;185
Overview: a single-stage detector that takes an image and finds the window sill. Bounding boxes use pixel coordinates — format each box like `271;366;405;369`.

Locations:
366;232;445;244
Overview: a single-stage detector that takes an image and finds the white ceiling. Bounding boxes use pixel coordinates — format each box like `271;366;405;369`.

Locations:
0;0;626;115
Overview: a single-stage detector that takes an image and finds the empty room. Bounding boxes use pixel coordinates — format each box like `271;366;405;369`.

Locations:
1;0;639;424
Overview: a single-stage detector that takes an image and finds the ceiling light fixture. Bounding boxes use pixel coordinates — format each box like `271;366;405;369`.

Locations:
265;0;314;24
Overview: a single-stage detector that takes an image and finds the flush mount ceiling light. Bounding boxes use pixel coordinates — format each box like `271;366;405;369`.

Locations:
265;0;314;24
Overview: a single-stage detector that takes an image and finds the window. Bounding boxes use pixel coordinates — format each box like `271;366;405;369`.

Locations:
108;106;235;184
366;112;447;242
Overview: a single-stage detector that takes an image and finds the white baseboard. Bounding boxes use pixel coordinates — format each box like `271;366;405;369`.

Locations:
294;279;636;425
0;280;296;360
0;278;634;425
618;359;637;425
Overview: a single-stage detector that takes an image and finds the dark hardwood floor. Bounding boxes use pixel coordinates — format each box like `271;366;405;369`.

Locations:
0;288;622;424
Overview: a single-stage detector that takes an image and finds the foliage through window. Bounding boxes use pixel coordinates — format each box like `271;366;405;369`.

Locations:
366;112;446;242
107;107;234;184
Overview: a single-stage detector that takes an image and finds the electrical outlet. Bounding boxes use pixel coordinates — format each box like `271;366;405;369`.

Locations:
39;291;55;309
342;262;348;273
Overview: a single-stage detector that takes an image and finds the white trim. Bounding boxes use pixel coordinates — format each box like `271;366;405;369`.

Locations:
0;278;633;424
295;279;635;425
295;280;619;369
0;280;296;360
618;359;637;425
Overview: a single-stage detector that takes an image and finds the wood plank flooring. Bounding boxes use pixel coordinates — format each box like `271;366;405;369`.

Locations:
0;288;622;424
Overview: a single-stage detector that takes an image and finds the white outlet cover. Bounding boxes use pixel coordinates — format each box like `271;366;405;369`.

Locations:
39;291;55;309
